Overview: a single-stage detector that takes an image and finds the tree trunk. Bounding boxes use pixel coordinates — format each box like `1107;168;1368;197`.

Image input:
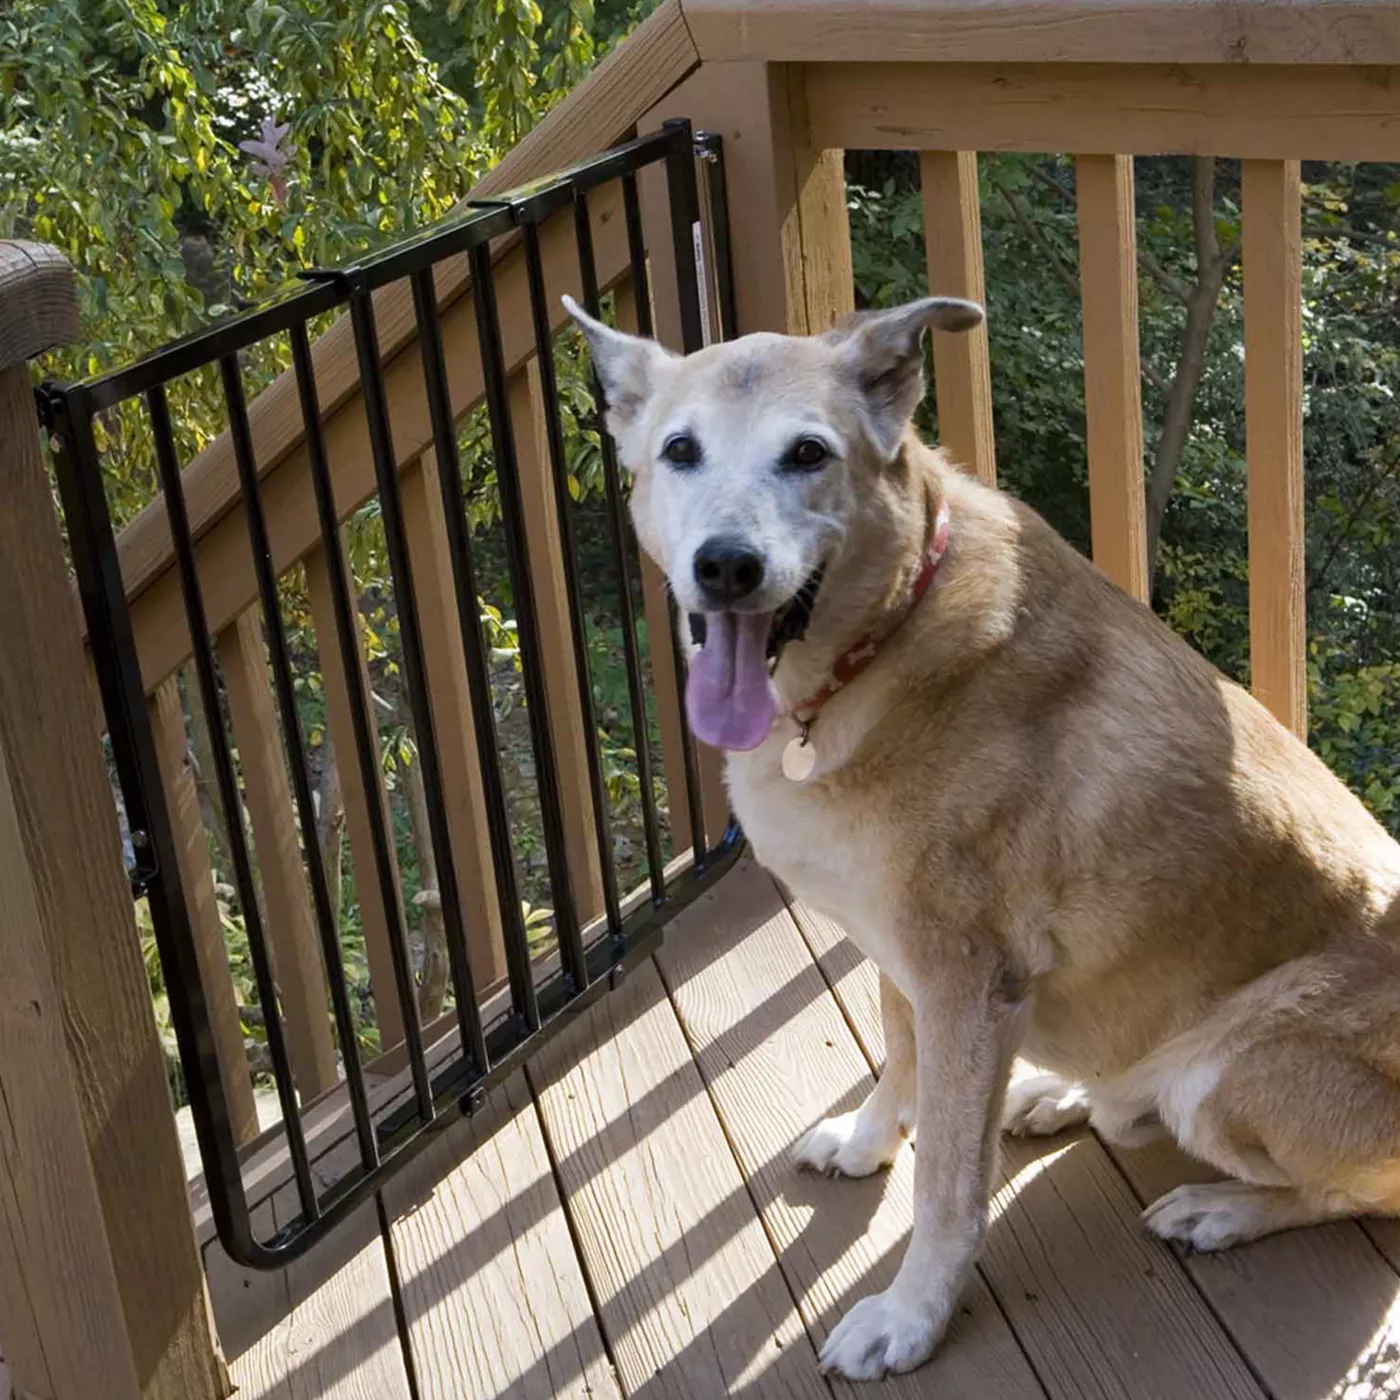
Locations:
314;737;344;935
403;755;448;1022
1145;156;1237;590
181;669;234;883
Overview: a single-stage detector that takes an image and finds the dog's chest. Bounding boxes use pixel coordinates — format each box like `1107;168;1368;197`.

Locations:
727;739;903;963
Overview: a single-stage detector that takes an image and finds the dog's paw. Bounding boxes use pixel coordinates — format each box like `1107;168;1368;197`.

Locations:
819;1290;943;1380
793;1110;903;1179
1002;1074;1091;1138
1142;1184;1258;1252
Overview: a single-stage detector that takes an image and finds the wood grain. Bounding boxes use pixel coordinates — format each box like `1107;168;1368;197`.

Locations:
1243;158;1306;738
220;609;340;1100
0;361;224;1397
305;544;409;1053
529;958;829;1398
399;449;507;988
1075;153;1148;602
0;734;144;1400
656;861;1046;1399
0;240;80;367
806;61;1400;163
920;151;997;487
1112;1139;1400;1400
510;362;605;923
988;1131;1263;1399
192;857;691;1251
227;1200;411;1400
151;674;262;1142
684;0;1400;67
615;277;694;860
382;1074;621;1400
786;899;1263;1399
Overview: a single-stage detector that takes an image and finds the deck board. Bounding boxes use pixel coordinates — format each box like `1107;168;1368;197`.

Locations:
194;860;1400;1398
225;1197;411;1400
655;860;1045;1399
787;899;1264;1400
1112;1139;1400;1400
529;958;831;1399
381;1071;621;1400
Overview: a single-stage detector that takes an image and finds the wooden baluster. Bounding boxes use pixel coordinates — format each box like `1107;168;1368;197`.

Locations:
510;360;607;920
304;543;408;1052
399;447;507;990
1076;153;1149;602
1243;158;1306;738
637;64;857;845
218;607;340;1100
149;674;262;1141
921;150;997;486
0;239;225;1398
614;277;694;857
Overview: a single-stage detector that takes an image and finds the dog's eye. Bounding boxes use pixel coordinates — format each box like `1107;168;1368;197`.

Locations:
662;433;700;467
787;437;829;470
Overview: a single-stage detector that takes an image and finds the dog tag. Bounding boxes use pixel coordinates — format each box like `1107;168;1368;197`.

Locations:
782;732;817;782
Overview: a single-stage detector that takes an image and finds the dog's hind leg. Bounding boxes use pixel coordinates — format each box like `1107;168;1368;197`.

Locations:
1141;959;1400;1251
1002;1069;1092;1137
794;970;916;1178
1143;1181;1354;1252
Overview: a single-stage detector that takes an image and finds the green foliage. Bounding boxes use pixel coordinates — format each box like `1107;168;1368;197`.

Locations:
849;152;1400;832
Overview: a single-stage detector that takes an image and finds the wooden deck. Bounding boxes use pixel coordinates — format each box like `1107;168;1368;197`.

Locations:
203;857;1400;1400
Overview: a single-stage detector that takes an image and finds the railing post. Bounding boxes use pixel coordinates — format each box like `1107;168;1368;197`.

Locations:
0;241;227;1398
638;63;854;848
1243;159;1307;739
149;673;263;1142
508;363;607;922
1076;153;1150;603
921;150;997;487
304;540;410;1053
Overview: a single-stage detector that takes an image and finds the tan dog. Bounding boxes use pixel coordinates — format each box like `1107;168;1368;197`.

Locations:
565;293;1400;1382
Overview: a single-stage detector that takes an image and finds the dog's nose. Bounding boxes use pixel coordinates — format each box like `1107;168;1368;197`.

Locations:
694;538;765;604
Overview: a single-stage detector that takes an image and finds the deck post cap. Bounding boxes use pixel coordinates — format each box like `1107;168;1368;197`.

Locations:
0;241;80;369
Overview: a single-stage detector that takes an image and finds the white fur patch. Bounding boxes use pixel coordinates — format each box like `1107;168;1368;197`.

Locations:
1154;1052;1225;1151
820;1289;946;1380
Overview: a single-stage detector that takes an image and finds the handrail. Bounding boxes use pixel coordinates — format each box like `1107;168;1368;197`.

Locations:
105;0;699;634
679;0;1400;65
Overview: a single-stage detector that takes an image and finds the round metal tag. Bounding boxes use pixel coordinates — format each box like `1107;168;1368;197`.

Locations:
781;734;817;783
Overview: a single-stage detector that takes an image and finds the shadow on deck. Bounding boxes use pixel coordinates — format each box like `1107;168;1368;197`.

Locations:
202;859;1400;1400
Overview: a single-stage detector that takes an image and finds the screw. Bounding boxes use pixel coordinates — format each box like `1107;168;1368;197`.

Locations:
463;1086;487;1117
609;962;628;991
131;829;150;849
48;434;66;454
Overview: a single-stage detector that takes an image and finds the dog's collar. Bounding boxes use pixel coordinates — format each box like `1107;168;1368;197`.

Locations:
788;498;950;729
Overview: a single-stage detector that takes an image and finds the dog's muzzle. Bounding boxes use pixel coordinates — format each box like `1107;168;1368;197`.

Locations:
682;563;826;666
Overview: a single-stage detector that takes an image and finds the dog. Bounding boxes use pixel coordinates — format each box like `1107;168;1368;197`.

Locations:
564;291;1400;1382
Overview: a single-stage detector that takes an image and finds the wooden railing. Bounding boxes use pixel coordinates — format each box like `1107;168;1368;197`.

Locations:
3;2;1397;1394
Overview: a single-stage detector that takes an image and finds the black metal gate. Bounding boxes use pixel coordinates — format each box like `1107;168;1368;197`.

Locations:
38;120;740;1269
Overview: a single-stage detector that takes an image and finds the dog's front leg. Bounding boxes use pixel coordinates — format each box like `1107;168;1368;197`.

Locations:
794;971;916;1176
820;944;1022;1381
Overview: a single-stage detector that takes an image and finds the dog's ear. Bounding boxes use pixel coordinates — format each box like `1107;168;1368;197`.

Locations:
563;294;673;439
831;297;984;458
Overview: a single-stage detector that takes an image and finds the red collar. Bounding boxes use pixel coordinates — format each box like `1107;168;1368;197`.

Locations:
789;499;949;727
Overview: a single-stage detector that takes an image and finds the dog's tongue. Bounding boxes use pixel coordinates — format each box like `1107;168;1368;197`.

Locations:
686;611;778;751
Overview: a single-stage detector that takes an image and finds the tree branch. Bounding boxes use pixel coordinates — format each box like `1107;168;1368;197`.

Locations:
1307;453;1400;598
1145;156;1236;590
992;177;1081;298
1023;159;1192;304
